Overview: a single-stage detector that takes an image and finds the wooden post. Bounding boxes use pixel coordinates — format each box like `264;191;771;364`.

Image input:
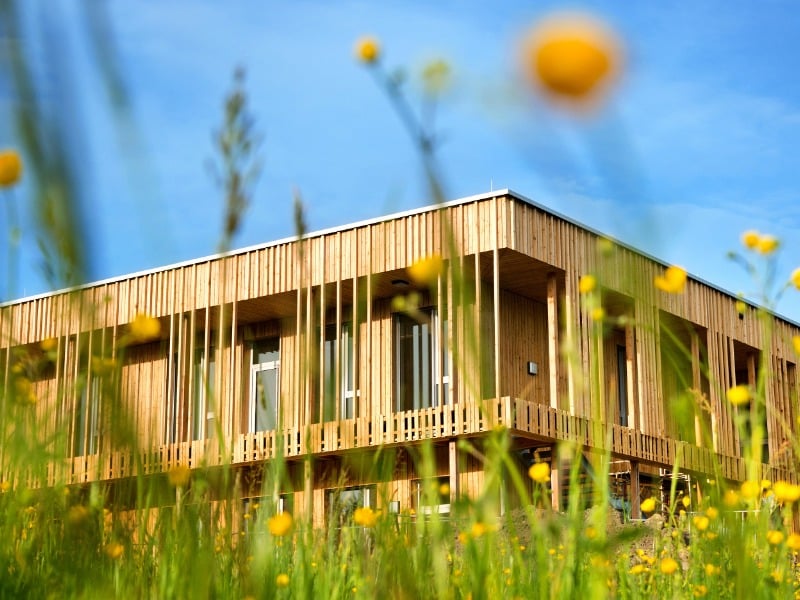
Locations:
550;446;561;511
547;273;559;410
630;460;641;519
449;440;459;501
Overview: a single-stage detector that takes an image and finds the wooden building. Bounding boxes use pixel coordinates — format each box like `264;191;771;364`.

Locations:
1;190;798;524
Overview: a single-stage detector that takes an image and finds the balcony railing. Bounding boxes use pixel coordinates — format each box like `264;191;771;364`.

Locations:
19;396;793;487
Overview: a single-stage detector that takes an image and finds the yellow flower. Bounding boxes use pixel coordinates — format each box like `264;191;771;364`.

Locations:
659;557;679;575
704;563;720;576
0;149;22;187
693;584;708;597
408;255;444;286
723;489;740;507
0;481;10;493
735;300;747;315
521;12;621;104
705;506;719;520
640;497;656;514
791;268;800;290
793;336;800;356
654;265;687;294
13;377;36;404
726;385;751;406
268;511;293;536
67;505;89;525
91;356;117;377
354;36;380;64
438;482;450;497
104;542;124;560
629;564;645;575
421;59;452;96
590;307;605;322
129;313;161;343
40;337;58;352
692;515;709;532
276;573;290;587
767;530;784;545
786;533;800;551
167;465;190;488
528;462;550;484
470;521;488;538
757;235;779;255
354;506;378;528
772;480;800;503
741;230;760;249
681;495;691;508
740;480;760;499
579;274;597;294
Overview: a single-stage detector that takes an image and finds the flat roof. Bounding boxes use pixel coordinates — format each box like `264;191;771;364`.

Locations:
2;188;797;327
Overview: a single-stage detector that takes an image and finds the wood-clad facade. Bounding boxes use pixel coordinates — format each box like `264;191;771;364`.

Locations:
1;190;798;524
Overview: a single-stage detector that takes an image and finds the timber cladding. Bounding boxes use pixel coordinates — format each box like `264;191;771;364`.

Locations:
0;190;798;501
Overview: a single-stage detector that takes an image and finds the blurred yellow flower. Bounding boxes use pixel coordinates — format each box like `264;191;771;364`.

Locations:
408;255;444;286
590;307;605;322
693;584;708;597
681;495;691;508
422;59;452;96
705;506;719;520
794;336;800;356
354;506;378;527
471;521;487;538
167;464;190;487
528;462;550;484
579;274;597;294
67;505;89;525
740;480;759;500
767;530;784;545
276;573;290;587
629;564;645;575
129;313;161;343
268;511;293;536
726;385;751;406
741;230;760;249
521;13;621;104
640;497;656;514
659;557;679;575
104;542;124;560
756;235;779;255
14;376;36;404
772;480;800;503
722;489;739;507
704;563;720;576
0;149;22;187
0;481;10;493
735;300;746;315
438;482;450;497
692;515;709;531
791;268;800;290
654;265;687;294
40;337;58;353
354;36;380;64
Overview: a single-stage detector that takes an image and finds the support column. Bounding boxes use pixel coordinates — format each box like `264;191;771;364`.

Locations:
550;446;561;511
449;440;459;501
630;460;641;519
547;273;559;410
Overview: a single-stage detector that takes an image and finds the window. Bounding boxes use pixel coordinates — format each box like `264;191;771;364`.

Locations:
327;485;375;527
192;345;216;440
249;338;280;432
322;322;356;420
394;309;450;412
72;377;101;456
413;476;451;515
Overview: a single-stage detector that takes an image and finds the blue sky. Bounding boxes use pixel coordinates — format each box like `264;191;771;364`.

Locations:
3;0;800;322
